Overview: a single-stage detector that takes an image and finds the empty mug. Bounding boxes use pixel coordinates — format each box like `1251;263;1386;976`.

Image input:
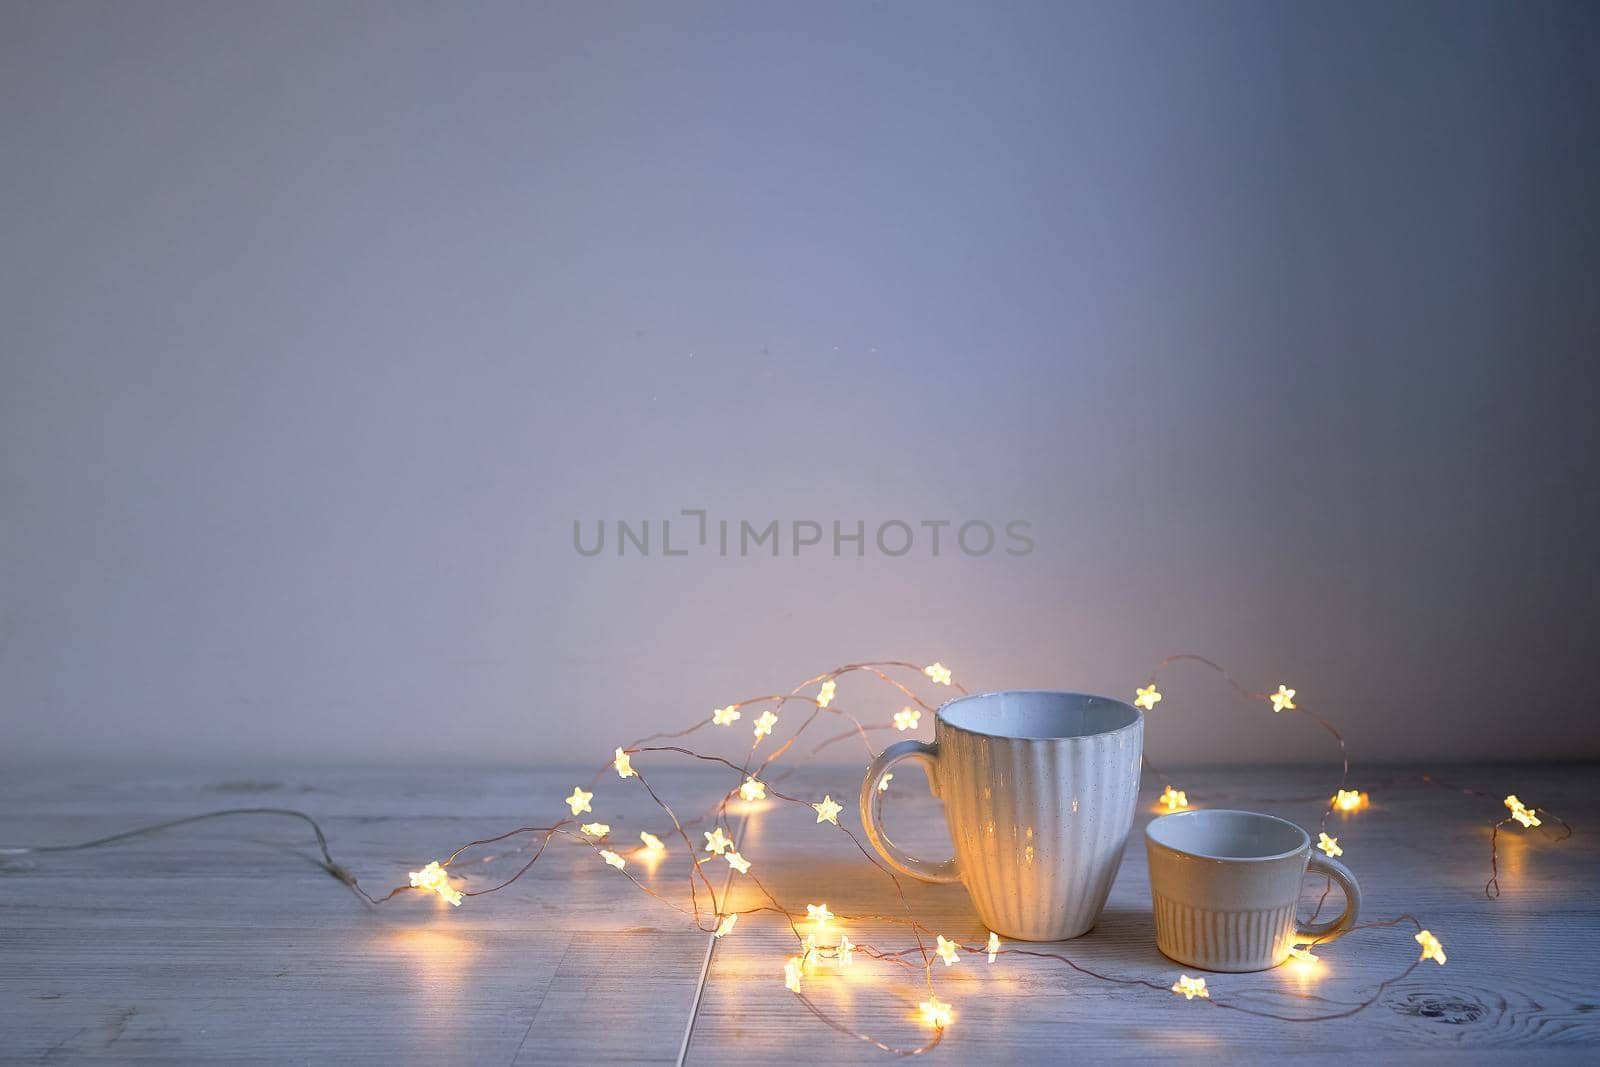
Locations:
1145;809;1361;971
859;690;1143;941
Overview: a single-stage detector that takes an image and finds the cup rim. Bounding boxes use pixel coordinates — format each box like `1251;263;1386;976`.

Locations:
1145;808;1311;863
936;689;1143;742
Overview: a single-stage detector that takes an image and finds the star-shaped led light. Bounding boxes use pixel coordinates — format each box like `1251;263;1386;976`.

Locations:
1333;789;1368;812
893;707;921;731
580;822;610;837
565;786;594;816
1416;929;1446;965
813;795;843;825
806;902;834;931
600;849;625;869
1135;684;1162;711
408;861;463;906
1317;832;1343;857
918;995;952;1028
739;776;766;802
714;914;738;938
712;704;741;726
1171;974;1209;1000
1160;785;1189;812
753;710;779;738
1287;945;1319;963
724;850;750;874
923;662;952;686
1505;794;1542;828
800;934;820;969
784;956;803;993
639;831;665;854
703;827;732;855
1270;684;1297;713
935;934;960;966
836;936;855;966
878;772;893;792
817;678;836;708
987;932;1001;963
613;747;636;779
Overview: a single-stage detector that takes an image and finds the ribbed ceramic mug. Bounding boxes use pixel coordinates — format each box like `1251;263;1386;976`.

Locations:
858;690;1143;941
1145;809;1361;971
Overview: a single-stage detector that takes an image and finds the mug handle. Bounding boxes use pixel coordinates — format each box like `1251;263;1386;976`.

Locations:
858;739;961;884
1294;853;1361;944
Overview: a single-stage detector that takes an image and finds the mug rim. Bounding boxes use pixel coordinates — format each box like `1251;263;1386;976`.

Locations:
1145;808;1310;863
936;689;1143;742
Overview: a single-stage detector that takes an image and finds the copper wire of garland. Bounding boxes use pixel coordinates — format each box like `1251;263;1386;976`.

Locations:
0;657;1572;1055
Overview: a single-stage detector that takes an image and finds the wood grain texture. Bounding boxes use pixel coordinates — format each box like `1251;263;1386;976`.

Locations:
2;763;1597;1064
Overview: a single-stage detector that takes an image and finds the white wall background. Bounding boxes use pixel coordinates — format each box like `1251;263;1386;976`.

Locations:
3;1;1597;768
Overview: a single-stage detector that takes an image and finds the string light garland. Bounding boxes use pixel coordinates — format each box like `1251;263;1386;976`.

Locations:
1416;930;1446;964
1334;789;1369;812
3;656;1574;1056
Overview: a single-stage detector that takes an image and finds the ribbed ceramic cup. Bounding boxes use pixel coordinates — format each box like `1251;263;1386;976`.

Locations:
1145;809;1361;972
859;690;1143;941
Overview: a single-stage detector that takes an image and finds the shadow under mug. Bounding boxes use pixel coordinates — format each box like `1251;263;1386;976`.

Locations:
1145;809;1361;972
858;690;1144;941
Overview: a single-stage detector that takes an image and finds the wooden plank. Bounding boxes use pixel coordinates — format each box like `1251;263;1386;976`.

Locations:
2;763;1596;1063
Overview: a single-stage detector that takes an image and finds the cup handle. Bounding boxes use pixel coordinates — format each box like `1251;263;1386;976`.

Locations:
858;739;961;884
1294;853;1361;944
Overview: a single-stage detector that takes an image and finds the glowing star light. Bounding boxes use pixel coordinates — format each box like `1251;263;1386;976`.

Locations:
580;822;610;837
408;861;463;906
987;932;1001;963
817;678;836;708
1288;945;1319;964
936;934;960;966
806;903;834;932
919;995;952;1028
813;795;843;825
1505;794;1542;828
753;710;779;739
1270;684;1297;713
836;936;855;966
712;704;741;726
1317;832;1343;858
724;850;751;874
739;777;766;802
924;662;953;686
1416;929;1446;965
714;914;738;938
613;747;636;779
1160;785;1189;812
1334;789;1368;812
784;956;803;993
878;772;893;792
893;707;922;731
600;849;626;869
639;831;665;854
1171;975;1209;1000
565;787;593;816
1135;684;1162;711
703;827;732;855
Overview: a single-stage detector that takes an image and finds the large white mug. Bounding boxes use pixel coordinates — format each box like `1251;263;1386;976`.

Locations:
1145;809;1361;971
859;690;1143;941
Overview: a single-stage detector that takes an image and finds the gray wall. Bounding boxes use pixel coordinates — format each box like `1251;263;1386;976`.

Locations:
3;1;1597;768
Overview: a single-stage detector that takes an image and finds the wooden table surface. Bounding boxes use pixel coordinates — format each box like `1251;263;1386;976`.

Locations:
2;762;1596;1064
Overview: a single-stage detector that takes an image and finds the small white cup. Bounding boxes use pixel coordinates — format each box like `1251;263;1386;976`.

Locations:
1145;809;1361;971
